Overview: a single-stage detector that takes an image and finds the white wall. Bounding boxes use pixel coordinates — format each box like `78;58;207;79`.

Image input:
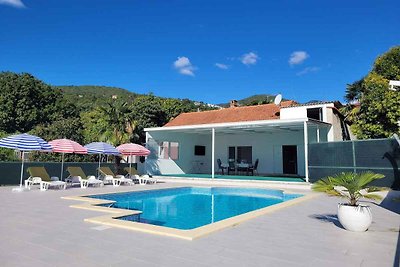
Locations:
213;131;306;176
280;103;350;141
145;131;212;175
145;129;311;177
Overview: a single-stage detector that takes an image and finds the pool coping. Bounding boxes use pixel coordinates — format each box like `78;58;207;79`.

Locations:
62;186;320;240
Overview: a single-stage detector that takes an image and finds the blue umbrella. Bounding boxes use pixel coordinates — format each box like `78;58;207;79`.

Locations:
0;133;52;191
84;142;120;177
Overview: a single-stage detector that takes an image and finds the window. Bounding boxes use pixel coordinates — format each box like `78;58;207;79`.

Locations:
228;146;236;161
159;142;169;159
237;146;252;163
307;107;323;121
159;141;179;160
169;142;179;160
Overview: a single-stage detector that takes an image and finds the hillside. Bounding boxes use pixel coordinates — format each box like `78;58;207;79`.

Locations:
57;85;139;97
55;85;140;111
218;94;285;107
57;86;290;111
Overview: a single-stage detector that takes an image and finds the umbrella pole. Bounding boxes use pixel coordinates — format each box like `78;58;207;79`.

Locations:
98;153;101;178
19;151;25;188
129;155;132;171
60;153;64;181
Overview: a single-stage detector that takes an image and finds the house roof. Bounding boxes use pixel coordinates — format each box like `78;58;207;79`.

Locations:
163;100;297;127
282;101;342;108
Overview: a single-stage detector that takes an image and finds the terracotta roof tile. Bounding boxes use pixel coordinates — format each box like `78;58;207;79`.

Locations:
164;100;297;127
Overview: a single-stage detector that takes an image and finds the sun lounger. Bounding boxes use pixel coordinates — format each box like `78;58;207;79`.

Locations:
131;174;157;185
66;167;103;188
124;167;156;185
26;167;66;191
98;166;133;186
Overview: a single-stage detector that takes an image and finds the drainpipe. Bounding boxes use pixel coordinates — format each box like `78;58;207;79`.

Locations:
211;128;215;179
303;121;309;183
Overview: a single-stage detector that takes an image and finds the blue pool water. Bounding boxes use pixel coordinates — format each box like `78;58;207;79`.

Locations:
88;187;302;230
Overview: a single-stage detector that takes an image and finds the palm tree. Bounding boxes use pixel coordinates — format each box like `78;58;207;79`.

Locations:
98;101;138;146
312;172;385;206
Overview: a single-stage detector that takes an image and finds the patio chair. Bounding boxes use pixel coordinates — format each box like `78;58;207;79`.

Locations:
134;174;157;185
249;159;259;176
65;167;103;188
227;160;236;175
98;166;133;186
26;167;66;191
217;159;228;175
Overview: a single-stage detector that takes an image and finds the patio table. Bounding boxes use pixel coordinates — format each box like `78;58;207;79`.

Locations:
236;163;250;175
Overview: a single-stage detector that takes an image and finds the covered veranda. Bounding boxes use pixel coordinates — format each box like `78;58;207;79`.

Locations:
145;118;331;183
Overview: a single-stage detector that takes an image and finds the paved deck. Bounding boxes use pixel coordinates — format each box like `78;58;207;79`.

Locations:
0;179;399;267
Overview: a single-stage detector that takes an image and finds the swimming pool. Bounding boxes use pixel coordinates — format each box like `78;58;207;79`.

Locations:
88;187;302;230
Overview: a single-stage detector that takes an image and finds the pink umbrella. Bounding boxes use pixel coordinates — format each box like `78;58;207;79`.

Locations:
116;143;150;170
49;139;87;180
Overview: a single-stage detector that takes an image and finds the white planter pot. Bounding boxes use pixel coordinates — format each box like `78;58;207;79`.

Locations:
337;204;372;232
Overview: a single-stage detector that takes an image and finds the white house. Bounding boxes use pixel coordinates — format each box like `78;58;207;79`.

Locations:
144;100;353;182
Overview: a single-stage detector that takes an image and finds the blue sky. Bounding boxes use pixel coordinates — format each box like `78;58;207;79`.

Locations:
0;0;399;104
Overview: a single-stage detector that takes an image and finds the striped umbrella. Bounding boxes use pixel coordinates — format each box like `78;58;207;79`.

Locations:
0;133;52;190
85;142;120;176
49;139;87;180
116;143;150;171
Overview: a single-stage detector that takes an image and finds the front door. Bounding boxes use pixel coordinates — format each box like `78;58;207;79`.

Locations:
282;145;297;174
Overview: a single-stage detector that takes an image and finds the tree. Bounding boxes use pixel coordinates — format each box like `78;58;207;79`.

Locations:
0;72;62;133
344;46;400;139
30;117;87;162
0;131;19;161
130;95;167;142
81;100;138;146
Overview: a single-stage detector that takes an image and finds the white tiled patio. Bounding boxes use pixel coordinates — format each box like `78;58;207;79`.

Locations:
0;180;398;267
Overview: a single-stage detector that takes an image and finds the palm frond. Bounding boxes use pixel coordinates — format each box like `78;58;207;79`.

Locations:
362;193;383;201
312;172;386;205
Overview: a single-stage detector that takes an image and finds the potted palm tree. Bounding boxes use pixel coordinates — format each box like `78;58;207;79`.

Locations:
312;172;385;232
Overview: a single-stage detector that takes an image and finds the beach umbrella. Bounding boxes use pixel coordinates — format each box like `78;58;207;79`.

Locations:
48;139;87;180
116;143;150;171
84;142;120;176
0;133;52;191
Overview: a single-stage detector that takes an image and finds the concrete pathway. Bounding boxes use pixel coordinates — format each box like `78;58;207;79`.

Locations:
0;180;398;267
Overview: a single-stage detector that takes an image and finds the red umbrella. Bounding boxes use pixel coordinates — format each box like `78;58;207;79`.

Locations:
49;139;87;180
116;143;150;170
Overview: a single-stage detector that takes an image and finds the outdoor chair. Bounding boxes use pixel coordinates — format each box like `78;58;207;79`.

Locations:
227;160;236;175
25;167;66;191
131;174;157;185
98;166;133;186
66;167;103;188
217;159;228;175
249;159;259;176
123;167;153;184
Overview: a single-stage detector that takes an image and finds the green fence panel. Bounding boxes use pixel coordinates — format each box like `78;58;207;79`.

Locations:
309;138;400;189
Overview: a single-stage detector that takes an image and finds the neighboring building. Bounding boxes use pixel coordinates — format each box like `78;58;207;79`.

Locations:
144;100;354;182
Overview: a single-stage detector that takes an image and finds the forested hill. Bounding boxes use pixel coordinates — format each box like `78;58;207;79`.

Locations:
217;94;287;107
57;85;138;97
55;85;140;111
57;85;286;109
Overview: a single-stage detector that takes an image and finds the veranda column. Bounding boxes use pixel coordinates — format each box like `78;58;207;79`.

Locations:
211;128;215;179
304;121;309;182
145;132;149;175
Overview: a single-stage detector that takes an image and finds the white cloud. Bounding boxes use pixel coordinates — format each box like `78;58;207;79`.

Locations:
0;0;25;8
215;63;229;70
289;51;309;66
173;56;196;76
240;52;259;66
296;66;320;76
